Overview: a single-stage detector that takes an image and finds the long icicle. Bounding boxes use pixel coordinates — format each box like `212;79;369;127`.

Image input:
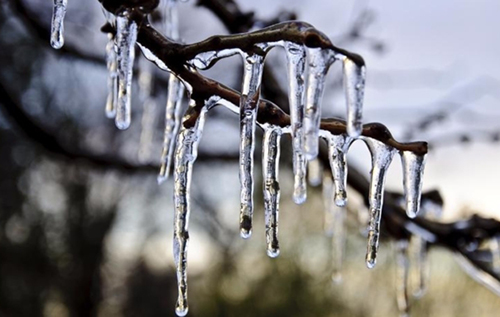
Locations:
284;42;308;204
262;126;282;258
304;48;333;160
157;0;185;183
158;75;185;183
411;234;429;299
401;151;427;218
173;101;208;317
239;53;265;239
105;33;118;118
343;57;366;137
364;138;396;268
326;133;352;207
50;0;68;49
137;58;156;163
115;14;138;130
395;239;410;317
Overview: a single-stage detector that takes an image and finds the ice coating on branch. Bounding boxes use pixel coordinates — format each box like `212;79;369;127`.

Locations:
284;42;308;202
491;236;500;274
158;75;185;183
50;0;67;49
323;132;352;207
304;48;333;160
190;49;241;70
262;126;282;258
115;15;138;130
239;53;264;239
401;151;427;218
343;58;366;138
395;240;410;317
364;138;397;268
307;158;323;187
105;35;118;118
173;102;208;317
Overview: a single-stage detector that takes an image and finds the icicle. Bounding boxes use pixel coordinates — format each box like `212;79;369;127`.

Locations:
401;151;426;218
239;53;265;239
307;158;323;187
158;76;185;183
364;138;397;268
343;58;366;138
105;34;118;118
410;235;429;298
162;0;180;39
50;0;68;49
323;175;334;237
323;174;346;283
262;126;282;258
137;58;156;163
395;240;410;317
491;235;500;274
173;102;208;317
284;42;308;203
325;133;352;207
304;48;333;160
115;14;138;130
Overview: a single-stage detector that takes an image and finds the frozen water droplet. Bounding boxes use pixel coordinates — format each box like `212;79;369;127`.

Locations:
401;151;426;218
105;35;118;118
262;126;282;258
158;75;185;183
364;138;397;268
173;101;208;317
50;0;67;49
343;58;366;138
395;240;410;317
175;305;188;317
115;14;138;130
304;48;334;160
239;54;264;238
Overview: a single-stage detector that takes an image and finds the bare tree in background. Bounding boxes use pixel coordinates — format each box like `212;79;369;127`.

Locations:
0;1;499;316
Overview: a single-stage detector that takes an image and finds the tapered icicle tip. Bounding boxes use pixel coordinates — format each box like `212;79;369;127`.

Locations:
240;214;253;239
175;304;188;317
50;0;67;49
240;228;252;239
157;174;168;185
334;193;347;207
366;253;377;269
267;247;280;258
293;191;307;205
401;151;426;218
115;118;131;130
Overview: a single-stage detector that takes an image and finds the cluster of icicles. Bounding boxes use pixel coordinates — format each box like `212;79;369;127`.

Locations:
51;1;433;316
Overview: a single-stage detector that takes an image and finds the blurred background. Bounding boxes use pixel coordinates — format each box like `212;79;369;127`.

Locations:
0;0;499;316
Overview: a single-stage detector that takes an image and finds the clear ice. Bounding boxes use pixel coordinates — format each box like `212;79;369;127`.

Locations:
50;0;67;49
284;42;308;203
323;132;352;207
115;14;138;130
173;102;208;317
262;126;282;258
105;34;118;119
343;57;366;137
158;75;185;183
239;53;264;239
395;240;410;317
364;138;396;268
401;151;426;218
304;48;333;160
